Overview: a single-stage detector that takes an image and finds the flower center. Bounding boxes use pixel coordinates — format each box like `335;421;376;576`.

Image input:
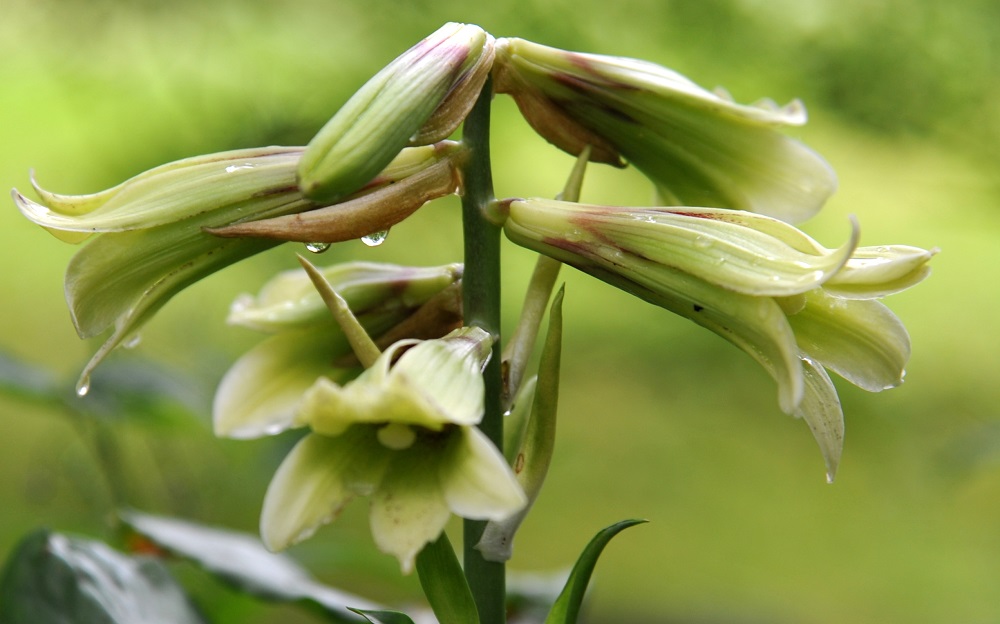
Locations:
377;422;417;450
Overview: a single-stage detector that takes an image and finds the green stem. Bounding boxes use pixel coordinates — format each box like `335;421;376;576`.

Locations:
460;77;505;623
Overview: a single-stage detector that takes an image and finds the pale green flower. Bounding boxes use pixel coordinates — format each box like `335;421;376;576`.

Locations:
228;327;525;573
504;198;935;480
13;144;461;392
213;261;463;439
494;38;837;223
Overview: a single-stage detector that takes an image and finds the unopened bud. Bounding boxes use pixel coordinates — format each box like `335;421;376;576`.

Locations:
298;22;493;203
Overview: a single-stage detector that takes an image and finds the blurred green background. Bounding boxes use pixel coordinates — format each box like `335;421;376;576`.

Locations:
2;0;998;622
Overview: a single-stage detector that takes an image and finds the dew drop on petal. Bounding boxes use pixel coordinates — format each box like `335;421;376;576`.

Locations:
361;229;389;247
304;242;331;254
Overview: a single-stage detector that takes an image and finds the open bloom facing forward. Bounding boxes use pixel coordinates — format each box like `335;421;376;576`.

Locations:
218;325;525;573
494;38;837;223
504;198;935;480
13;143;462;391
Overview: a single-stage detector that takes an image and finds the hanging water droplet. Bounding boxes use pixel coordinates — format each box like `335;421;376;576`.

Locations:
76;376;91;397
304;242;330;254
361;229;389;247
123;333;142;349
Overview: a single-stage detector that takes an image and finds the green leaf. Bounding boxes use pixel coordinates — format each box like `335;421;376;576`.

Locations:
544;519;647;624
348;608;417;624
416;532;479;624
120;510;380;620
0;529;206;624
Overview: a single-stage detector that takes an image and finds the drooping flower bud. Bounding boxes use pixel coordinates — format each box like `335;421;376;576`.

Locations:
503;197;934;480
13;147;310;393
494;38;837;223
12;141;465;393
297;22;493;203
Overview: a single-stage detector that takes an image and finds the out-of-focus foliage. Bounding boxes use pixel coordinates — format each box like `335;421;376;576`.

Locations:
2;1;998;623
0;530;206;624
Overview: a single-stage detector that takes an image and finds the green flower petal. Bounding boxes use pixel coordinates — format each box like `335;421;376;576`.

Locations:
369;445;452;574
228;262;463;332
496;38;837;222
794;357;844;483
505;226;804;413
389;326;493;419
507;199;858;297
787;290;910;392
67;206;292;393
824;245;936;299
439;426;526;520
213;328;358;439
15;148;302;236
300;328;492;435
261;429;390;552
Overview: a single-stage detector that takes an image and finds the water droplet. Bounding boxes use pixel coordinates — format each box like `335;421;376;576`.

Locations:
694;236;712;249
225;163;255;173
361;229;389;247
76;377;91;397
304;242;330;254
123;334;142;349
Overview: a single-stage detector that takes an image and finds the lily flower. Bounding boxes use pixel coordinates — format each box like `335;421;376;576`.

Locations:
254;327;526;573
503;197;935;480
214;261;464;439
493;38;837;223
13;143;463;393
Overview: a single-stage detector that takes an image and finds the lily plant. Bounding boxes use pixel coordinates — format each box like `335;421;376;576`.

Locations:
9;21;934;624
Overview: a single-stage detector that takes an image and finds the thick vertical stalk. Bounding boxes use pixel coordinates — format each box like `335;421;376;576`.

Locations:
460;77;505;623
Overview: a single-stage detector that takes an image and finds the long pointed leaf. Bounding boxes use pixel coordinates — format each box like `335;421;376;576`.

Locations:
348;608;417;624
544;519;647;624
